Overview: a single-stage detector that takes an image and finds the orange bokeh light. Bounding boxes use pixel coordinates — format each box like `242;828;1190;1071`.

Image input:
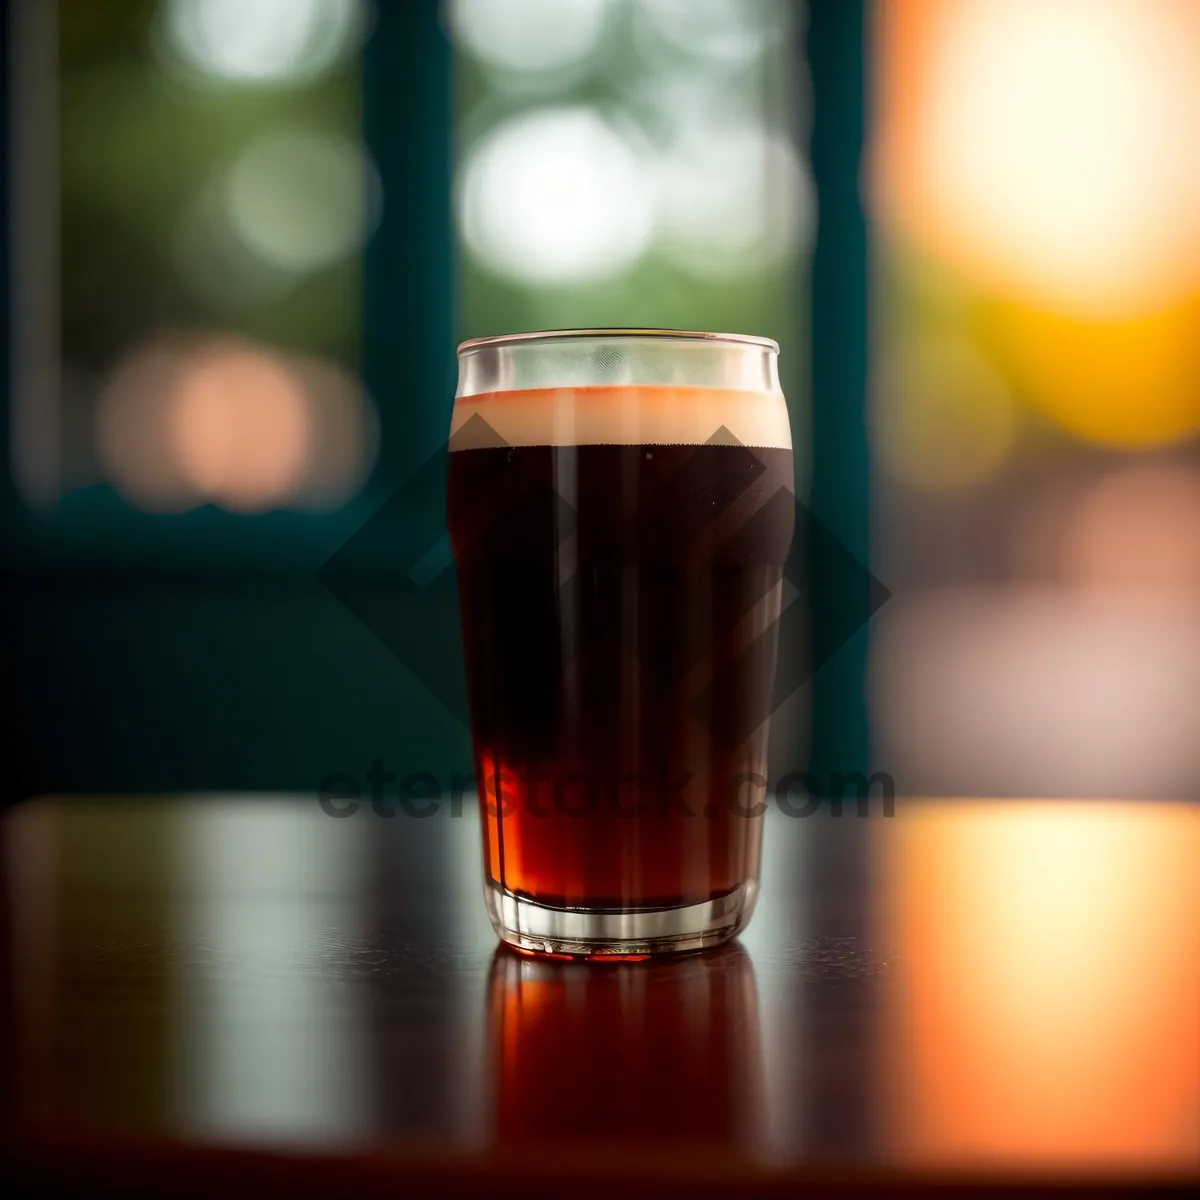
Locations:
978;298;1200;449
871;0;1200;447
97;331;376;514
872;0;1200;317
170;342;312;513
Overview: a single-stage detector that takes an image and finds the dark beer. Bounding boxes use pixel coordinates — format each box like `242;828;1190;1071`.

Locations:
450;339;793;955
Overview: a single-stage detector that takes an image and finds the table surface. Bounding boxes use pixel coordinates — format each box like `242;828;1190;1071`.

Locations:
1;795;1197;1196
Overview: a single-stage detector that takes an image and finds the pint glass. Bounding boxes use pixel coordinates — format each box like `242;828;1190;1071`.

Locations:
448;330;793;956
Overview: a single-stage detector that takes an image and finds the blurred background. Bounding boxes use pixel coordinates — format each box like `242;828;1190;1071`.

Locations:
868;0;1200;800
2;2;1198;1181
14;0;806;517
10;0;381;529
2;0;1198;800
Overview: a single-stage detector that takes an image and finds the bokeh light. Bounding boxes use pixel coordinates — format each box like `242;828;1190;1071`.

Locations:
981;300;1200;449
656;123;811;277
633;0;785;68
97;334;376;514
875;0;1200;316
626;69;758;144
170;343;312;513
449;0;610;76
158;0;365;87
872;336;1017;490
225;131;380;275
451;0;805;330
458;107;655;285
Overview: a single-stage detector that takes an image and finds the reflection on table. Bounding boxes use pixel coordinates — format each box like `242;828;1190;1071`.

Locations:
489;943;762;1150
882;800;1200;1171
2;795;1196;1183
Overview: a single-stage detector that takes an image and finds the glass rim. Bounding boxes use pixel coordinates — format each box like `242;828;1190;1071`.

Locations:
456;327;780;355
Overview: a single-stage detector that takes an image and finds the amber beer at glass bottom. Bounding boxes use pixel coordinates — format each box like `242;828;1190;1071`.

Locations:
448;330;794;955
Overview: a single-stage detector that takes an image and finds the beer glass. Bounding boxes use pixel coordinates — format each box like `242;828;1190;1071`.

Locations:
448;329;793;956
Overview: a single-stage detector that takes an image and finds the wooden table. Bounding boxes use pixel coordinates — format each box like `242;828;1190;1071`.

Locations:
2;796;1197;1196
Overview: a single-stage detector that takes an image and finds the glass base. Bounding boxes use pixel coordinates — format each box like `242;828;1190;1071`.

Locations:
484;879;758;957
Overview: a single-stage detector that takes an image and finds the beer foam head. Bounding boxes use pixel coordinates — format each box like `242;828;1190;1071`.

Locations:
449;386;792;451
